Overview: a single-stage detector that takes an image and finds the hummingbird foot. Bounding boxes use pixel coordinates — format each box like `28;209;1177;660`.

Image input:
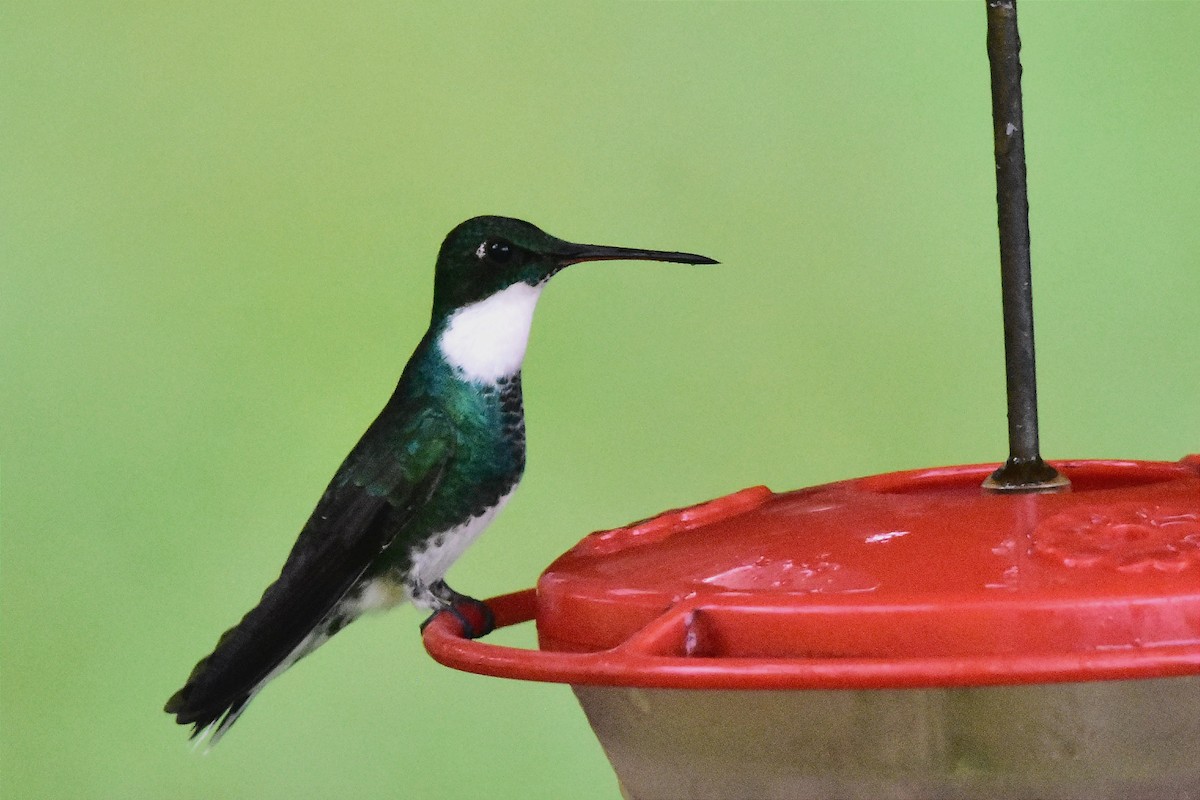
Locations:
418;581;495;639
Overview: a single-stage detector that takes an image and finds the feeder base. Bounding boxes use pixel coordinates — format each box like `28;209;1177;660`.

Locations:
574;677;1200;800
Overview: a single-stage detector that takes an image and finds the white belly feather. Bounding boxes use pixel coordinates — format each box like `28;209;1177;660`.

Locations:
403;487;516;609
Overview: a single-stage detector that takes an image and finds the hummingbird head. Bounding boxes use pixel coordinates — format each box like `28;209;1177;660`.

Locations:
430;215;717;318
429;215;716;384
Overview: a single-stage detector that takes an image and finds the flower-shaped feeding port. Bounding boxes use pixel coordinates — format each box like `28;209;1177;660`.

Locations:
1034;502;1200;574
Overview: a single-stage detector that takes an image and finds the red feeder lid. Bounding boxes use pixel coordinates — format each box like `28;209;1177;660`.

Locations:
424;458;1200;689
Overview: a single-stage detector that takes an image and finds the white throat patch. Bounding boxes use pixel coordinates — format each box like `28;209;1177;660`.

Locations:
438;282;543;383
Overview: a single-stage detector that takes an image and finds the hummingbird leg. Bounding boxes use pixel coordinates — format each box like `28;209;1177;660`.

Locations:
418;580;495;639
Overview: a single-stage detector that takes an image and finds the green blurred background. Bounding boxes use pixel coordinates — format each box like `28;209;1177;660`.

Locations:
3;2;1198;798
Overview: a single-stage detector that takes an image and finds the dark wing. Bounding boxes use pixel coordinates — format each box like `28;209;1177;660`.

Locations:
164;407;454;737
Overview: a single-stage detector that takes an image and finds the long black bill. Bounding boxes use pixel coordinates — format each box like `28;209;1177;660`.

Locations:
553;242;718;266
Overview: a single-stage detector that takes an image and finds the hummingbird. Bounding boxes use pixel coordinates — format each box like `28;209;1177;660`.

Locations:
164;215;716;744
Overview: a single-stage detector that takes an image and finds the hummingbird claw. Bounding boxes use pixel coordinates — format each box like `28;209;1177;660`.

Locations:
419;583;495;639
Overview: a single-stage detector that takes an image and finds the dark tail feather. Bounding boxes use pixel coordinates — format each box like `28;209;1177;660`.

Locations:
164;687;253;746
165;480;401;745
164;618;267;746
164;576;338;746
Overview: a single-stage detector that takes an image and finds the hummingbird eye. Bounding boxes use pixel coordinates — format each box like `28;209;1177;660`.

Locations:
477;239;514;264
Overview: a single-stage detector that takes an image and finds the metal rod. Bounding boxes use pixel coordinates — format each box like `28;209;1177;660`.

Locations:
981;0;1068;493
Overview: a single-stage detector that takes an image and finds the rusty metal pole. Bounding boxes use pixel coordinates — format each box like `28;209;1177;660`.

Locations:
981;0;1069;493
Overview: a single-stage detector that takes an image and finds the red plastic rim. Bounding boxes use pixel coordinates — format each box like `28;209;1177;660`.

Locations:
423;588;1200;689
424;458;1200;689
